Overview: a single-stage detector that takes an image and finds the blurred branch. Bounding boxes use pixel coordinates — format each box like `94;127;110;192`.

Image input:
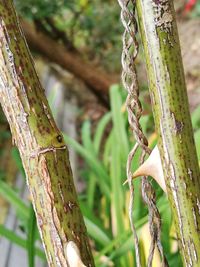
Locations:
21;20;117;107
34;17;77;53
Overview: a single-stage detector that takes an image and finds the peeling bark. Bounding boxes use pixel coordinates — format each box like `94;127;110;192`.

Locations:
136;0;200;266
0;1;94;266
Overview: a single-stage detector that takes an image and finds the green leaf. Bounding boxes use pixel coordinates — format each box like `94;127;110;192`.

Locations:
81;121;98;208
81;120;95;154
27;205;37;267
93;112;112;154
11;147;26;178
192;105;200;131
0;225;45;260
84;217;111;246
110;134;124;235
194;129;200;161
95;216;147;264
103;130;113;168
110;84;129;163
0;180;29;220
94;230;130;264
87;173;96;210
63;133;110;198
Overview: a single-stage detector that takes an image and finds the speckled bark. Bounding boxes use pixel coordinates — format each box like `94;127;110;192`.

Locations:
136;0;200;266
0;1;94;266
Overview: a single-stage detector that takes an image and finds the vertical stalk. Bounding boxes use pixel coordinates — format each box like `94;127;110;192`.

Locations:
0;1;94;266
136;0;200;266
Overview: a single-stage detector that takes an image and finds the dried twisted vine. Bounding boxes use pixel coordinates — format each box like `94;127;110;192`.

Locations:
117;0;168;266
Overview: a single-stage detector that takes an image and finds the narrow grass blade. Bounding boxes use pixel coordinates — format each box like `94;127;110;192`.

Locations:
81;120;98;208
0;180;29;220
84;217;111;246
0;225;45;260
27;205;37;267
194;129;200;160
110;85;129;164
63;133;110;197
94;112;112;154
81;120;95;154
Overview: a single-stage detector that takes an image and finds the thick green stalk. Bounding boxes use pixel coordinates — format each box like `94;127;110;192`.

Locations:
0;1;94;266
136;0;200;266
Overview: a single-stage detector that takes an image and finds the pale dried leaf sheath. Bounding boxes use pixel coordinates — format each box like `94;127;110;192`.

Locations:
0;1;94;266
136;0;200;266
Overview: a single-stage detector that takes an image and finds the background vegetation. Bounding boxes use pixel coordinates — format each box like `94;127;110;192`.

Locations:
0;0;199;266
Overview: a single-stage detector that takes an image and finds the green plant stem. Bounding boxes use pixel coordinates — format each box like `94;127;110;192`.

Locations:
0;1;94;266
136;0;200;266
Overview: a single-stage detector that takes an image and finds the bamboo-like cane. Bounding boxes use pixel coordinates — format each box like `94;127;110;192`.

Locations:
136;0;200;266
0;1;94;266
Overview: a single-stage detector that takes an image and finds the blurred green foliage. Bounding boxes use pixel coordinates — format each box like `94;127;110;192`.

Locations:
15;0;122;72
15;0;71;19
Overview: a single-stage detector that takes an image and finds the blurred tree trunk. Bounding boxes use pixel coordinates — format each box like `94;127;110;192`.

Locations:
136;0;200;266
0;1;94;266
